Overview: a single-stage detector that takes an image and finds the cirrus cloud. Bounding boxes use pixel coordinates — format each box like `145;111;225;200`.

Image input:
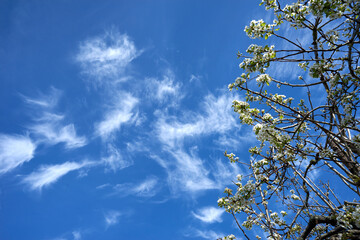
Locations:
23;161;95;191
76;29;141;82
0;134;36;174
192;206;224;223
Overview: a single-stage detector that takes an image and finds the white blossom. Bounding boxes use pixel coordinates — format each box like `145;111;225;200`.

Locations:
256;74;272;85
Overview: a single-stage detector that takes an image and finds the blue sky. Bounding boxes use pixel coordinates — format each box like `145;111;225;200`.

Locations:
0;1;264;239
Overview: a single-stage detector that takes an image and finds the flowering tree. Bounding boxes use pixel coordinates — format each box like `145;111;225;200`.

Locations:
218;0;360;239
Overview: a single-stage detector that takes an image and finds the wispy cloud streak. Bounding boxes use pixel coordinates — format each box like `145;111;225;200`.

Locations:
102;143;133;171
189;229;224;240
24;88;87;149
165;149;216;193
72;231;81;240
31;123;87;149
104;210;121;227
21;87;61;109
0;134;36;174
95;93;138;138
192;207;224;223
76;29;140;82
23;161;94;191
112;176;159;198
146;69;182;104
156;93;236;148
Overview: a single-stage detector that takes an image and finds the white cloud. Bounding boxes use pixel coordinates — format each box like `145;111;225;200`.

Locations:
156;93;237;147
126;139;149;153
146;69;182;103
192;207;224;223
102;143;133;171
112;176;159;198
48;230;84;240
96;183;111;189
169;149;216;193
191;229;224;240
72;231;81;240
95;93;138;138
213;131;256;151
0;134;36;174
21;87;61;109
131;176;159;197
104;210;121;227
23;161;93;191
152;149;217;194
189;74;201;83
157;156;240;194
152;93;241;194
31;123;87;149
24;88;87;149
76;29;140;82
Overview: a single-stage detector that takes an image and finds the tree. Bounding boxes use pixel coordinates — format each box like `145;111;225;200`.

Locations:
218;0;360;239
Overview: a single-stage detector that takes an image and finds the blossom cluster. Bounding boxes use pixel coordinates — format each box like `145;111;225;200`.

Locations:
217;180;256;213
283;2;309;28
232;100;259;124
290;189;301;201
326;30;339;47
228;73;248;90
270;93;293;105
260;0;278;10
239;44;276;73
308;0;351;19
336;204;360;229
218;234;236;240
244;19;275;39
256;74;272;86
309;61;333;78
